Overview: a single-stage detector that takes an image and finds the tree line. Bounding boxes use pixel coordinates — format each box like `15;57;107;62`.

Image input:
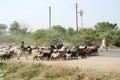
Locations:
0;21;120;48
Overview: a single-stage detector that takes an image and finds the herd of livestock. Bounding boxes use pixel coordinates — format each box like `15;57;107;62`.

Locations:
0;44;100;61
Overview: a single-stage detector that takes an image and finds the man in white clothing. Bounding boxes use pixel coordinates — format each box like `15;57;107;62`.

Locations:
100;38;108;51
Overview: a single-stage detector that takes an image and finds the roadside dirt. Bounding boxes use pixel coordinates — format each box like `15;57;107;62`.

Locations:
3;56;120;73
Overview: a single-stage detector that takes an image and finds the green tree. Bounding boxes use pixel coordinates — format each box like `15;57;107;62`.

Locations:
9;21;29;34
46;29;62;45
0;24;7;34
32;29;47;44
95;22;118;33
66;27;74;36
82;28;95;46
104;29;120;47
112;29;120;47
52;25;66;34
32;25;67;45
94;22;119;46
9;21;21;34
19;24;29;34
50;25;66;44
32;29;47;40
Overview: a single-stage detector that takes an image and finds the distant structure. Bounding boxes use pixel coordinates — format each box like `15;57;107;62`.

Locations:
49;6;51;29
79;10;84;29
75;3;78;31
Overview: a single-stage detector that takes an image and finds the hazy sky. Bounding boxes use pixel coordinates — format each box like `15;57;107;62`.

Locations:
0;0;120;31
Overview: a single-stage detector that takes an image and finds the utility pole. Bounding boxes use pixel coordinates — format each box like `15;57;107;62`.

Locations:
75;3;78;31
49;6;51;29
79;10;84;29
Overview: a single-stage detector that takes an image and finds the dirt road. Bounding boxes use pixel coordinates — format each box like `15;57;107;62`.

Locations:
4;55;120;73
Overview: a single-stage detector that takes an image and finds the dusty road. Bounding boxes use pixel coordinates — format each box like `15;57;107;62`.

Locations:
1;50;120;73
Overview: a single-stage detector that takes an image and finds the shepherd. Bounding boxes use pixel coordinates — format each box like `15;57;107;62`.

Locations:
18;41;28;59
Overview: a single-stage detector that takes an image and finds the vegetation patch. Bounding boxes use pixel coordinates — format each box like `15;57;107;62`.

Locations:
1;21;120;48
1;62;120;80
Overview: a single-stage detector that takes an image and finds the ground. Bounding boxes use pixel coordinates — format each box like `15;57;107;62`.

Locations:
3;55;120;73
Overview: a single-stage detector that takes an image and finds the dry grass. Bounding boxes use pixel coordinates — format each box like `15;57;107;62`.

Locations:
1;62;120;80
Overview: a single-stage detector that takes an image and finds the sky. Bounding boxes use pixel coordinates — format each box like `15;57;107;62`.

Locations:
0;0;120;31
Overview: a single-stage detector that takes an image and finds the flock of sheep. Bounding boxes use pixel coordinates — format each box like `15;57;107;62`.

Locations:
0;44;99;61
